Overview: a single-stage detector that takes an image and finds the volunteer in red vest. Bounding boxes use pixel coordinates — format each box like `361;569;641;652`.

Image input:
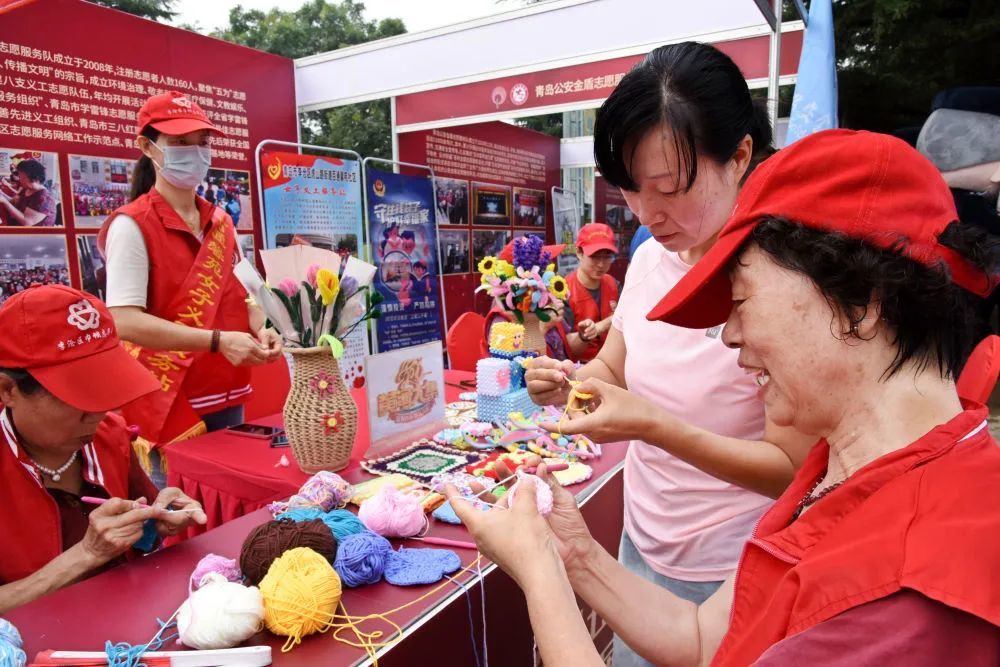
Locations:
447;131;1000;664
98;92;282;476
0;285;207;613
563;223;620;361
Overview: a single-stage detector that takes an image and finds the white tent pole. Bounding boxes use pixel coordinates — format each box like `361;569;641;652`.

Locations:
767;0;782;127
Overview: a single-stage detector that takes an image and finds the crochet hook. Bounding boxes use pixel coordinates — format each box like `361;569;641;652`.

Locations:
412;536;478;550
80;496;200;513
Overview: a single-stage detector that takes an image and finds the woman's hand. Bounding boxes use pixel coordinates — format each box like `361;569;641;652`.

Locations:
256;327;284;362
79;498;164;567
539;377;659;443
525;356;577;406
219;331;270;367
150;487;208;537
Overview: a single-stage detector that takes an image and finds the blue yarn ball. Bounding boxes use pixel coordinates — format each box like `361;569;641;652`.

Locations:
334;531;392;587
277;507;367;542
0;618;27;667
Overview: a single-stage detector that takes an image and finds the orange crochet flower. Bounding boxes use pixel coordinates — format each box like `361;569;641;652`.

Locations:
322;411;344;435
518;295;532;312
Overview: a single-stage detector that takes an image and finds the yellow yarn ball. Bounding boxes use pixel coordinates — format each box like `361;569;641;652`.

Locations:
259;547;343;651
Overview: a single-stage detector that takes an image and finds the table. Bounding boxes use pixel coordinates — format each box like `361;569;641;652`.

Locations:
8;374;627;665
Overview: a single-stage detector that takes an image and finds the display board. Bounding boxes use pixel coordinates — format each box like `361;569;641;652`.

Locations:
593;174;640;284
0;0;297;304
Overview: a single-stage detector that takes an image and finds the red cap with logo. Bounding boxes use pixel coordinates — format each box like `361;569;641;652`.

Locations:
136;90;226;137
576;223;619;256
647;129;996;329
0;285;160;412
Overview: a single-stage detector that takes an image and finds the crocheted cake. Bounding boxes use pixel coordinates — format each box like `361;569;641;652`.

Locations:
476;322;538;423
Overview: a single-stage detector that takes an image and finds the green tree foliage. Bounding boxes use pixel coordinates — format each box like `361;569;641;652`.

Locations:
86;0;175;21
833;0;999;132
215;0;406;158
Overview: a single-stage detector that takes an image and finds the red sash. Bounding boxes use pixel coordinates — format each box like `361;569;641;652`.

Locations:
124;207;236;445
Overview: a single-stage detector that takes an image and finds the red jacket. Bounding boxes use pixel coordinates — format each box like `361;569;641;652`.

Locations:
0;410;133;583
565;272;618;362
714;405;1000;666
99;190;251;415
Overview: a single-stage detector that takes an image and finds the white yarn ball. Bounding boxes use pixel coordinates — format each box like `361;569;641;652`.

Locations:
176;573;265;649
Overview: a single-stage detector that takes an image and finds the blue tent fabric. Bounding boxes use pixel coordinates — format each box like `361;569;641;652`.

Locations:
786;0;838;144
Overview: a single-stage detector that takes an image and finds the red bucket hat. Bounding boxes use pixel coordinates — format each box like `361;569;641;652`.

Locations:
647;129;995;329
0;285;160;412
136;90;225;137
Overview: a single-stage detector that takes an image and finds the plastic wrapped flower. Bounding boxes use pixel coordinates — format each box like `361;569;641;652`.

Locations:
549;275;569;300
316;268;340;306
477;256;498;275
278;278;299;298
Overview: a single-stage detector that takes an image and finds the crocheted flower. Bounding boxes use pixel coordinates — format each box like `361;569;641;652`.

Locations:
316;268;340;306
322;411;344;435
278;278;299;298
494;259;515;278
310;372;338;398
477;256;497;275
306;263;321;288
549;275;569;300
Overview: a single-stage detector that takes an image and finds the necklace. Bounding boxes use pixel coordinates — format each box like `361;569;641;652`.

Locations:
31;450;78;482
792;473;844;520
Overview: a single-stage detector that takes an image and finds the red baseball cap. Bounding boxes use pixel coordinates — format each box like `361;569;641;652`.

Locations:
647;129;995;329
576;223;619;256
498;236;566;263
0;285;160;412
136;91;225;137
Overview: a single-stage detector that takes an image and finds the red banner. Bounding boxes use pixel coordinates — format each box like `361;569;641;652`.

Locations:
398;122;560;331
0;0;297;304
396;32;803;127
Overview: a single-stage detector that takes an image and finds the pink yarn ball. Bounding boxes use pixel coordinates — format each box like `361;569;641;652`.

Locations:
358;485;427;538
189;553;243;591
506;472;554;516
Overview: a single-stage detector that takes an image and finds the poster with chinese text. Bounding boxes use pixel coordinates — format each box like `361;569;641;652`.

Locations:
365;341;445;456
366;167;445;353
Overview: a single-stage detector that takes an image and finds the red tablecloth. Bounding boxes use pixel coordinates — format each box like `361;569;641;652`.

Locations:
165;372;474;540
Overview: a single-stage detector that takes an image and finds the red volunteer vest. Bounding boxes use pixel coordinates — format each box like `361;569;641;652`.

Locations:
565;272;618;362
714;405;1000;666
0;410;133;583
482;307;570;360
98;190;252;428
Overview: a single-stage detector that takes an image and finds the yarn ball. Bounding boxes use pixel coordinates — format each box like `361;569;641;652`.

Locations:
190;553;243;590
358;485;427;538
506;471;554;516
333;531;392;587
259;547;342;651
0;618;26;667
267;471;353;516
176;573;264;650
240;518;338;585
277;507;367;542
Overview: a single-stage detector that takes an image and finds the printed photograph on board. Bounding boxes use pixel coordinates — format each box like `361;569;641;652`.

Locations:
274;232;359;262
438;228;470;274
77;235;107;301
202;168;253;230
471;182;511;226
69;154;135;228
606;204;640;255
0;235;70;304
0;148;64;227
238;234;256;263
472;229;511;271
434;177;469;225
513;187;546;227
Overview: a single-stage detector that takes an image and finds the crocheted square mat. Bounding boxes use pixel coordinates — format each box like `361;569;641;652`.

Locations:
361;440;487;484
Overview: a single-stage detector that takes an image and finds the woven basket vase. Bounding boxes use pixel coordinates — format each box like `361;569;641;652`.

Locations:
282;346;358;473
522;312;547;357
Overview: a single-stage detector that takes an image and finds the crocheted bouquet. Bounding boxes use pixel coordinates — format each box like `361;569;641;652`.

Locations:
475;235;569;323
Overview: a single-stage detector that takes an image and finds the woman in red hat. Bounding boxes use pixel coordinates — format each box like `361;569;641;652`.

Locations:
450;129;1000;665
99;92;282;482
562;223;621;362
0;286;207;612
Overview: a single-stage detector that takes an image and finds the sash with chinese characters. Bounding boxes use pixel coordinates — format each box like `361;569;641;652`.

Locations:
124;207;234;447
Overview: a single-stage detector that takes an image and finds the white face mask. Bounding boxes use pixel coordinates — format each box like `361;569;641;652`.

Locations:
151;143;212;190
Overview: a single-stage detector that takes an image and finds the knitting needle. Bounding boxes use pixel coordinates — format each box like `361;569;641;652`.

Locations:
80;496;201;513
411;536;478;550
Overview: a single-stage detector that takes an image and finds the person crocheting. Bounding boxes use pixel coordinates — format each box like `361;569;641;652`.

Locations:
0;285;207;613
445;130;1000;665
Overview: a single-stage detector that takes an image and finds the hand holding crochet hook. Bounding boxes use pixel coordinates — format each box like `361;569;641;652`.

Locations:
443;457;597;589
538;376;666;444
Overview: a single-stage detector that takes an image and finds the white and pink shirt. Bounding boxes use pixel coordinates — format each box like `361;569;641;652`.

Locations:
613;238;772;581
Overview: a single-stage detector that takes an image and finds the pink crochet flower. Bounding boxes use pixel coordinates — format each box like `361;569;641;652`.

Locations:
278;278;299;298
310;372;338;398
306;263;321;288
